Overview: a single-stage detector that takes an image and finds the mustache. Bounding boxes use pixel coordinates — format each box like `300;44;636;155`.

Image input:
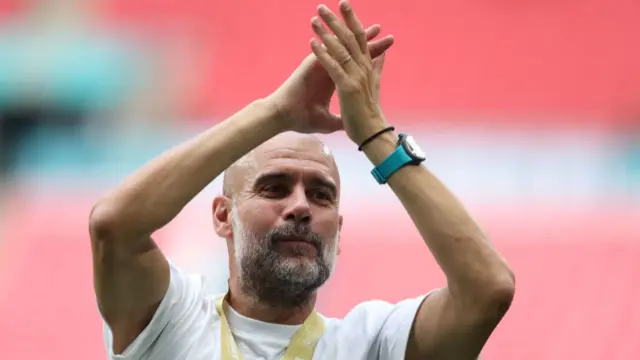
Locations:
267;223;322;249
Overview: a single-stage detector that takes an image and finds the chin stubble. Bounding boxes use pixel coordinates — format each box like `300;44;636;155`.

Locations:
231;205;338;308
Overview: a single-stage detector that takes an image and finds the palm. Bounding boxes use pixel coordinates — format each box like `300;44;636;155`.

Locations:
271;54;342;134
267;25;393;135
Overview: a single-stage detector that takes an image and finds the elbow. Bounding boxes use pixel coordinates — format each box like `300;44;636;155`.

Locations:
89;199;155;247
89;200;126;242
480;266;516;318
490;274;516;311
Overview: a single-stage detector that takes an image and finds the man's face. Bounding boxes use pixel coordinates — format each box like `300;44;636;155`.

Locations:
224;135;342;308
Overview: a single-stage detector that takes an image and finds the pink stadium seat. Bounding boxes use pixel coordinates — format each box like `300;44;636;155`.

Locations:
0;196;638;359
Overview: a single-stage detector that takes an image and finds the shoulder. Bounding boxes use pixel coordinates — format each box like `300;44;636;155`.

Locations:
102;262;224;359
316;292;437;360
323;295;430;335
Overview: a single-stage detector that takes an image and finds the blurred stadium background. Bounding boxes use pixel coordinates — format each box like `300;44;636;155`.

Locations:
0;0;639;359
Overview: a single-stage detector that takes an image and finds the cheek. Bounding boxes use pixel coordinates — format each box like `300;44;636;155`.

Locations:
313;211;341;239
241;201;281;234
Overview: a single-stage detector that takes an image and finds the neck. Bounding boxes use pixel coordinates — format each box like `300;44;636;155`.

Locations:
227;278;317;325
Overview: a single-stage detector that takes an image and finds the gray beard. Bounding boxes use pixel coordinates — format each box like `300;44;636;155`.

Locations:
233;220;336;309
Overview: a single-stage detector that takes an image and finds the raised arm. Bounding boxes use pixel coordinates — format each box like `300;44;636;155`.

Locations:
365;135;514;360
89;100;285;352
89;27;394;354
310;2;514;359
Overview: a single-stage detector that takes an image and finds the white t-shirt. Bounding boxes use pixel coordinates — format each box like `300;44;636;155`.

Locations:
103;263;430;360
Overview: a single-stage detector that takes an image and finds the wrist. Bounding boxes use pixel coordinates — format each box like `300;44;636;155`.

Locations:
254;97;291;134
349;116;389;145
361;131;398;165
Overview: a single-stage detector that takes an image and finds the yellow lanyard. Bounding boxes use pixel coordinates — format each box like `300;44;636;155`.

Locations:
215;294;326;360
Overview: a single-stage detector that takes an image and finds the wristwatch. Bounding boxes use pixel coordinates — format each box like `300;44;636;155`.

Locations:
371;133;427;184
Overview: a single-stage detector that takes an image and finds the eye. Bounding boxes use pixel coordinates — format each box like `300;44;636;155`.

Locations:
309;189;333;203
261;184;288;198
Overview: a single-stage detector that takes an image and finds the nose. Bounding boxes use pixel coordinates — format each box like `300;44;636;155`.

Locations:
283;185;311;224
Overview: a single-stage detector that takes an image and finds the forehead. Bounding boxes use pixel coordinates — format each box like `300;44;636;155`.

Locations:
250;138;339;186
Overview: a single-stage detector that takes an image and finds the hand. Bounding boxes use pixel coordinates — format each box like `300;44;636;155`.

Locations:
266;24;394;135
309;0;390;144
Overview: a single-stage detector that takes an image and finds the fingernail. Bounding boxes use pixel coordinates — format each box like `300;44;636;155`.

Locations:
311;17;321;26
340;1;350;11
318;5;328;14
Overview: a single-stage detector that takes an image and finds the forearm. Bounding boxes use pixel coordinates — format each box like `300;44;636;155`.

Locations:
92;99;284;237
363;131;513;299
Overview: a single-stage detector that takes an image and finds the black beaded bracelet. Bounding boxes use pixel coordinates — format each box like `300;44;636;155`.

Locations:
357;126;395;151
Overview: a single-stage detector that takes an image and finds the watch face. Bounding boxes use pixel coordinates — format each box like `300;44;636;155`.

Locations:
404;136;427;160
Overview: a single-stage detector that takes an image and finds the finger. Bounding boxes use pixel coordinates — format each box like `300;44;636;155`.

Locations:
339;0;368;57
367;35;395;59
311;17;357;71
318;27;384;58
364;24;381;41
317;4;367;66
318;25;378;52
310;38;349;86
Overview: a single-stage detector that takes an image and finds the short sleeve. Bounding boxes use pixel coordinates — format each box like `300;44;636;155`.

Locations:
102;261;208;359
322;291;436;360
376;295;429;360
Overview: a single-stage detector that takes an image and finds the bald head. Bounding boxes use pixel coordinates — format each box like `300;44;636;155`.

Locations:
222;133;339;199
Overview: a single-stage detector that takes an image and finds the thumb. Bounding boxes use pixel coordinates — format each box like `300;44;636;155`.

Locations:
318;111;344;134
367;35;394;60
371;53;386;103
372;52;386;77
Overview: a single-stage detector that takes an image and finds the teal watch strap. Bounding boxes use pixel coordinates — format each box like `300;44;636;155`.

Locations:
371;145;414;184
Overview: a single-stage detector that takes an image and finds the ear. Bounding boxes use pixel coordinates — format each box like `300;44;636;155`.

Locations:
213;195;233;239
337;214;344;255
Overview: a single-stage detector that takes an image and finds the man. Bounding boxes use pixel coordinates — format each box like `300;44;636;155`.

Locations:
90;2;515;359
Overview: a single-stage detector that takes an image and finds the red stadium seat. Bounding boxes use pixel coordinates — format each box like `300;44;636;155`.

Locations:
97;0;640;124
